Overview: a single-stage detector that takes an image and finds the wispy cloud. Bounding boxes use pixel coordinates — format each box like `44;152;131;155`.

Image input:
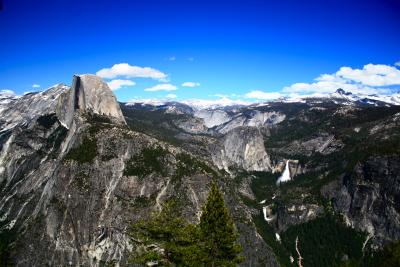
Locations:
97;63;167;81
107;79;136;90
182;81;200;87
167;56;176;61
145;83;177;92
212;93;240;99
166;93;177;99
245;90;282;100
188;57;194;61
395;61;400;67
32;84;40;88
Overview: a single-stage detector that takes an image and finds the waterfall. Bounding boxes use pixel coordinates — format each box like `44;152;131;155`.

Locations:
276;160;291;185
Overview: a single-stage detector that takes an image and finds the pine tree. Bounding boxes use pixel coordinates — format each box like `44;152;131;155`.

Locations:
129;184;244;266
199;182;244;266
129;200;203;266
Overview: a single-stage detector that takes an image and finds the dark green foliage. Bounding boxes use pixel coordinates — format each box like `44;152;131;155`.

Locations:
129;184;243;266
199;183;244;266
376;241;400;266
86;112;112;124
248;171;279;203
100;140;118;161
37;113;58;129
281;215;365;267
359;240;400;267
253;212;366;267
123;146;169;178
85;113;115;136
129;201;203;266
253;213;290;266
133;195;155;208
123;147;217;182
174;153;217;181
115;193;157;208
65;136;97;163
0;214;16;267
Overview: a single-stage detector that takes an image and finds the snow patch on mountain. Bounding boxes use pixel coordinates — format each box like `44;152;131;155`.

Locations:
328;89;400;106
0;90;19;113
194;109;231;128
182;98;253;110
0;84;67;131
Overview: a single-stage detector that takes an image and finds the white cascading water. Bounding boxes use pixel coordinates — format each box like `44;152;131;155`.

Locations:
276;160;291;185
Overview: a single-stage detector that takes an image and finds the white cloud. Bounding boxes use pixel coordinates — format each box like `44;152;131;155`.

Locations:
182;81;200;87
335;64;400;86
283;77;382;95
145;83;177;92
245;90;282;100
212;93;240;98
167;56;176;61
107;79;136;90
166;93;177;99
395;61;400;67
283;63;400;95
32;84;40;88
96;63;167;81
213;94;230;98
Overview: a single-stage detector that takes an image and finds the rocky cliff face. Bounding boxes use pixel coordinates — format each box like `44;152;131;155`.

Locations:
322;155;400;247
0;74;125;132
0;75;279;267
59;74;126;127
212;127;272;172
0;84;68;131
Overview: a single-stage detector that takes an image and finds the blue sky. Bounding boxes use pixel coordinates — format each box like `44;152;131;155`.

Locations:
0;0;399;102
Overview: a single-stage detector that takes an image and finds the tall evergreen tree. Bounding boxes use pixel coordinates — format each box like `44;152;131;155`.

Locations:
199;182;244;266
129;200;203;266
129;183;244;266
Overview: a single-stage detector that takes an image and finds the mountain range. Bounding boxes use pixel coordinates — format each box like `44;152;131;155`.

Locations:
0;75;399;266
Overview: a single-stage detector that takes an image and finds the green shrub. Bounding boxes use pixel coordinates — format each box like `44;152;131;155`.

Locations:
0;214;17;266
253;212;290;266
86;113;112;124
281;215;365;267
124;146;169;178
65;137;97;163
360;240;400;267
174;153;217;181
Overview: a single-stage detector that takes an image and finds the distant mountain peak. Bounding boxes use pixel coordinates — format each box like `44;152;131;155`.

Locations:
335;88;352;96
